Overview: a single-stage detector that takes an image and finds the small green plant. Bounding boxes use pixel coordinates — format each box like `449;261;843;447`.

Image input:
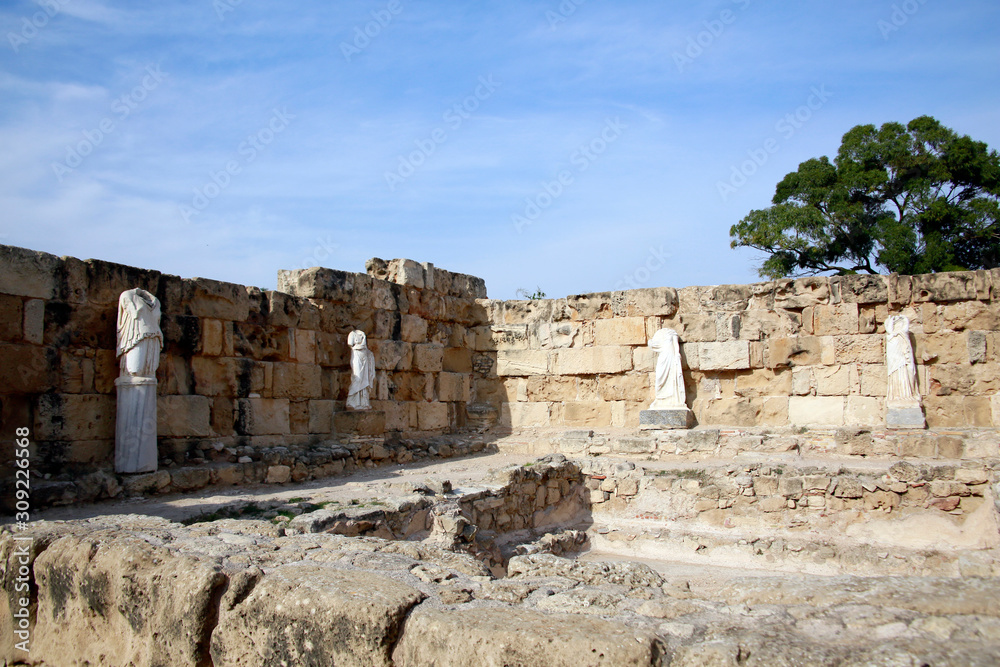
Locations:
287;497;306;504
515;287;546;300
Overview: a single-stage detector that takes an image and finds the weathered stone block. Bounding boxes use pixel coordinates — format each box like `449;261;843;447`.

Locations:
0;245;61;299
308;399;334;434
697;341;750;370
214;564;424;667
400;314;428;343
271;362;323;398
788;396;845;426
503;402;550;428
0;294;23;342
845;396;883;425
334;410;386;435
497;350;549;376
32;534;225;667
773;276;830;308
0;343;55;394
412;344;444;372
558;402;612;427
593;317;646;346
911;271;979;302
766;337;823;367
639;408;693;429
832;274;888;304
552;347;631;375
699;398;758;426
392;608;661;667
814;365;853;396
416;402;449;430
813;303;859;336
235;398;289;435
156;395;212;437
373;340;413;371
34;393;115;440
22;299;44;345
598;374;650;402
437;372;470;402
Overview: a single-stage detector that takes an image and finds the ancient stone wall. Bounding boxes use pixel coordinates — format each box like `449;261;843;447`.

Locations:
479;272;1000;430
0;245;488;493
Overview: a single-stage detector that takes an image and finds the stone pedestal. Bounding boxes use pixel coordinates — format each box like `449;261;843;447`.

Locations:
334;410;386;436
887;406;926;429
639;408;694;430
115;376;158;473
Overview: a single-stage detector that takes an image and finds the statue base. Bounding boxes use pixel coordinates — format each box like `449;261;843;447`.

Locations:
639;408;694;430
886;405;926;429
334;410;386;436
115;376;158;474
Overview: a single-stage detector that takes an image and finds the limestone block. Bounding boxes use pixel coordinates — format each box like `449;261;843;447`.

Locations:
373;340;413;371
738;309;801;341
626;286;679;316
178;277;250;321
968;331;988;364
732;369;791;398
598;374;650;402
502;299;553;324
22;299;44;344
697;341;750;371
812;303;859;336
0;294;23;342
308;399;334;434
392;608;661;667
291;329;316;364
0;245;60;299
490;324;530;351
676;312;717;342
913;334;969;364
235;398;289;435
400;314;429;343
412;344;444;372
34;393;115;440
766;337;823;367
831;274;888;304
497;350;549;376
371;400;409;431
32;534;225;667
639;408;694;429
761;396;789;425
334;410;386;435
214;564;424;667
911;271;979;302
834;335;883;364
552;347;631;375
271;362;323;398
593;317;646;346
437;372;470;402
442;347;472;373
633;346;656;373
156;395;212;437
557;401;612;427
502;402;550;428
963;395;993;427
524;376;573;402
0;343;55;394
788;396;845;426
814;365;853;396
773;276;830;308
845;396;883;425
417;402;449;430
277;267;372;304
699;398;758;426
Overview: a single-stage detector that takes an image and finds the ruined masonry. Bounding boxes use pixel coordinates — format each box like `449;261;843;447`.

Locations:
2;244;1000;666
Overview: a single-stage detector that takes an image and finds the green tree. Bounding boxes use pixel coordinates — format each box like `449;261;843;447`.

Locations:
730;116;1000;279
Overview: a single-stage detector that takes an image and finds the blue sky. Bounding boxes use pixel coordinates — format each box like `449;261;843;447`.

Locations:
2;0;998;299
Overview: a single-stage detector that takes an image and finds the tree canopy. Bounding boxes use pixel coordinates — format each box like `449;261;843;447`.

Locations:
730;116;1000;279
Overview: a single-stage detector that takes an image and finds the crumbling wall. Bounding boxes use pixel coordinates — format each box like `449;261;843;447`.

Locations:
0;245;488;499
478;272;1000;429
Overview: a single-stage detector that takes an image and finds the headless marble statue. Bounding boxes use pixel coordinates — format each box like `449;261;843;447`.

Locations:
115;288;162;473
649;328;686;410
347;330;376;410
885;314;925;428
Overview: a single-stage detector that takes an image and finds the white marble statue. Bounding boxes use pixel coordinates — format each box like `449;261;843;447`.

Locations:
115;288;163;474
885;315;920;407
347;330;376;410
648;328;686;410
